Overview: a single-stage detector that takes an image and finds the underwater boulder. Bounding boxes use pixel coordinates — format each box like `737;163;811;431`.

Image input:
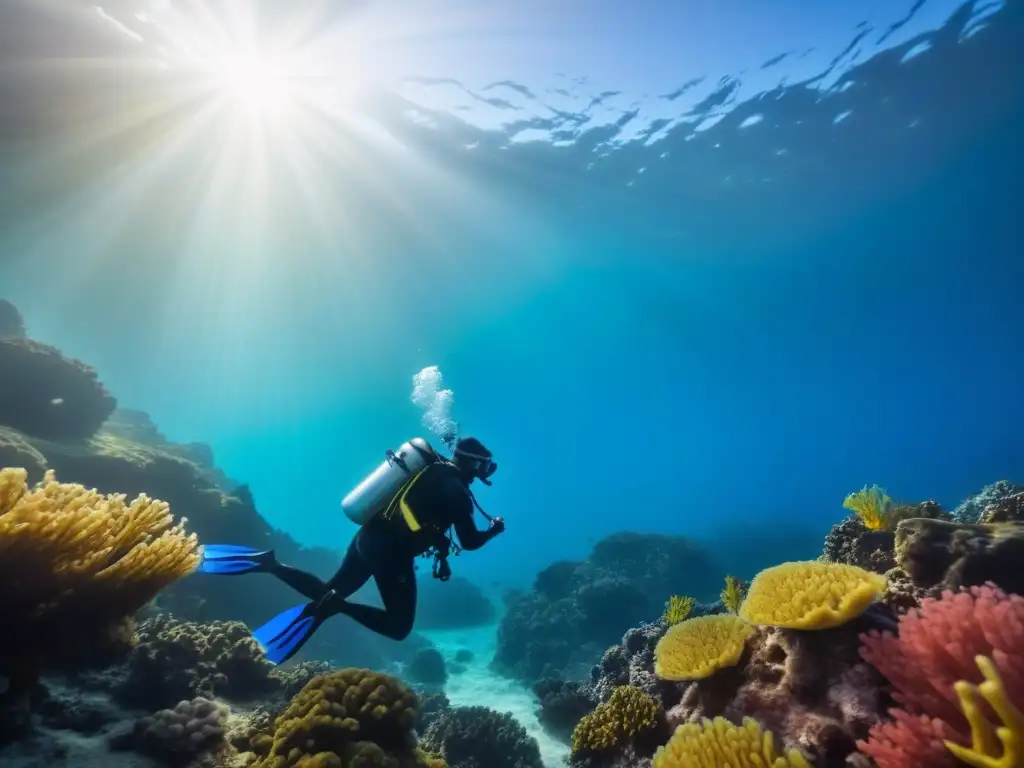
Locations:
894;517;1024;595
533;560;582;601
0;299;25;339
408;648;448;686
0;338;116;440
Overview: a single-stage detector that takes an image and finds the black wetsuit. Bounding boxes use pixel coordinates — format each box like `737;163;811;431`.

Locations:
266;463;497;640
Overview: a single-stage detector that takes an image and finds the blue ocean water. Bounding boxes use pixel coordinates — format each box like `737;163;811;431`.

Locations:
0;0;1021;600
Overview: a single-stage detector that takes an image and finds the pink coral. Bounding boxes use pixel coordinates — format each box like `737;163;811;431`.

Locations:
857;583;1024;768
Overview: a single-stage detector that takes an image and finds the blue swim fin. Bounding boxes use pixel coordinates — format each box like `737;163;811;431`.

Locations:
197;544;275;575
252;593;334;665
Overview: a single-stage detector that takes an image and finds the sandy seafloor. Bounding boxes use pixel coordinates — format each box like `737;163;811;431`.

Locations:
417;625;570;768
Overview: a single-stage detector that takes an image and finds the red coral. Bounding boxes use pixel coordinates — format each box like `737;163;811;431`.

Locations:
856;583;1024;768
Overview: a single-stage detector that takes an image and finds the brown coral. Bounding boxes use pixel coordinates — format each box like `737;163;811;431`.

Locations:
0;337;116;440
252;668;432;768
0;467;198;690
110;696;229;763
115;614;328;711
894;517;1024;596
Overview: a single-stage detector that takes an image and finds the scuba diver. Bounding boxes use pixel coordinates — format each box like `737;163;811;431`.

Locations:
195;436;505;664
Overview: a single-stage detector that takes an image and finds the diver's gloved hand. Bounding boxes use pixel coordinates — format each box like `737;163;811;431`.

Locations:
489;517;505;536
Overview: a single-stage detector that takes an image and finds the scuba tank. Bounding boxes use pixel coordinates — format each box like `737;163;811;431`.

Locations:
341;437;439;525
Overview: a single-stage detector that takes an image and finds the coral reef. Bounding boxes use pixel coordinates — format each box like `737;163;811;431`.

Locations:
570;685;665;760
666;619;887;766
0;467;198;694
654;615;754;681
108;696;229;764
894;517;1024;595
820;500;946;574
408;648;448;687
952;480;1023;522
534;678;597;743
109;614;329;711
495;532;724;683
857;583;1024;768
738;561;888;630
654;717;811;768
249;667;433;767
421;705;544;768
0;337;116;440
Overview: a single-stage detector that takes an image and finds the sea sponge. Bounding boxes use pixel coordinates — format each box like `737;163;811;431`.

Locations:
721;575;745;613
945;655;1023;767
653;716;811;768
251;668;431;768
662;595;695;626
654;614;754;681
843;485;893;531
739;561;887;630
0;467;199;686
570;685;661;755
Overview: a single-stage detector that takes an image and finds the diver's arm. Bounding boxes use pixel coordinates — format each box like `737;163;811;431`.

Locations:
453;511;500;550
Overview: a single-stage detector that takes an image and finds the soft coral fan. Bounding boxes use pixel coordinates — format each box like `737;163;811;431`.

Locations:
857;583;1024;768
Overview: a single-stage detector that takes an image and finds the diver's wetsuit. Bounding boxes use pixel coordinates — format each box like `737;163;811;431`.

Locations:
265;463;497;640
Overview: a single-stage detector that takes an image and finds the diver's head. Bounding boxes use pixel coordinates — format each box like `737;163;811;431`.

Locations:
452;437;497;485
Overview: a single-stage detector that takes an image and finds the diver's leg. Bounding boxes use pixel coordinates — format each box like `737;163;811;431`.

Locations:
333;560;417;641
268;536;373;601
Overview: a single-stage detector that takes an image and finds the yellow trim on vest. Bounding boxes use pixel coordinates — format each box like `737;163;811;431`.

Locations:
387;466;431;532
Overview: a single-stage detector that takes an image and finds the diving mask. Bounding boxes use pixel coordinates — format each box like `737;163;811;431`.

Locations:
455;448;497;484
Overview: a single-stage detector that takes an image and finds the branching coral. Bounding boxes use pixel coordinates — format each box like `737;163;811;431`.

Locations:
570;685;662;756
662;595;695;626
843;485;892;531
739;561;887;630
945;655;1023;768
654;615;753;681
0;467;198;687
721;576;745;613
653;717;811;768
857;583;1024;768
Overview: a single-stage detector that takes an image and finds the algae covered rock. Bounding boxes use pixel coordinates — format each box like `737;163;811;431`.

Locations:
894;517;1024;595
0;338;116;440
0;299;25;339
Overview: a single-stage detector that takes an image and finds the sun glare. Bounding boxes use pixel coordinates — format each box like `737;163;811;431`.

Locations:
213;52;293;117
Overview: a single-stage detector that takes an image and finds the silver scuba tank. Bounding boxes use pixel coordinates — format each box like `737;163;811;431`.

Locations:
341;437;438;525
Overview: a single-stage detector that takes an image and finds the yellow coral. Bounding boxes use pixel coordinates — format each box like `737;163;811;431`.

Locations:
944;655;1023;768
738;560;886;630
0;467;198;676
721;575;745;613
253;668;430;768
843;484;892;530
653;716;812;768
654;614;753;681
571;685;661;755
663;595;695;625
